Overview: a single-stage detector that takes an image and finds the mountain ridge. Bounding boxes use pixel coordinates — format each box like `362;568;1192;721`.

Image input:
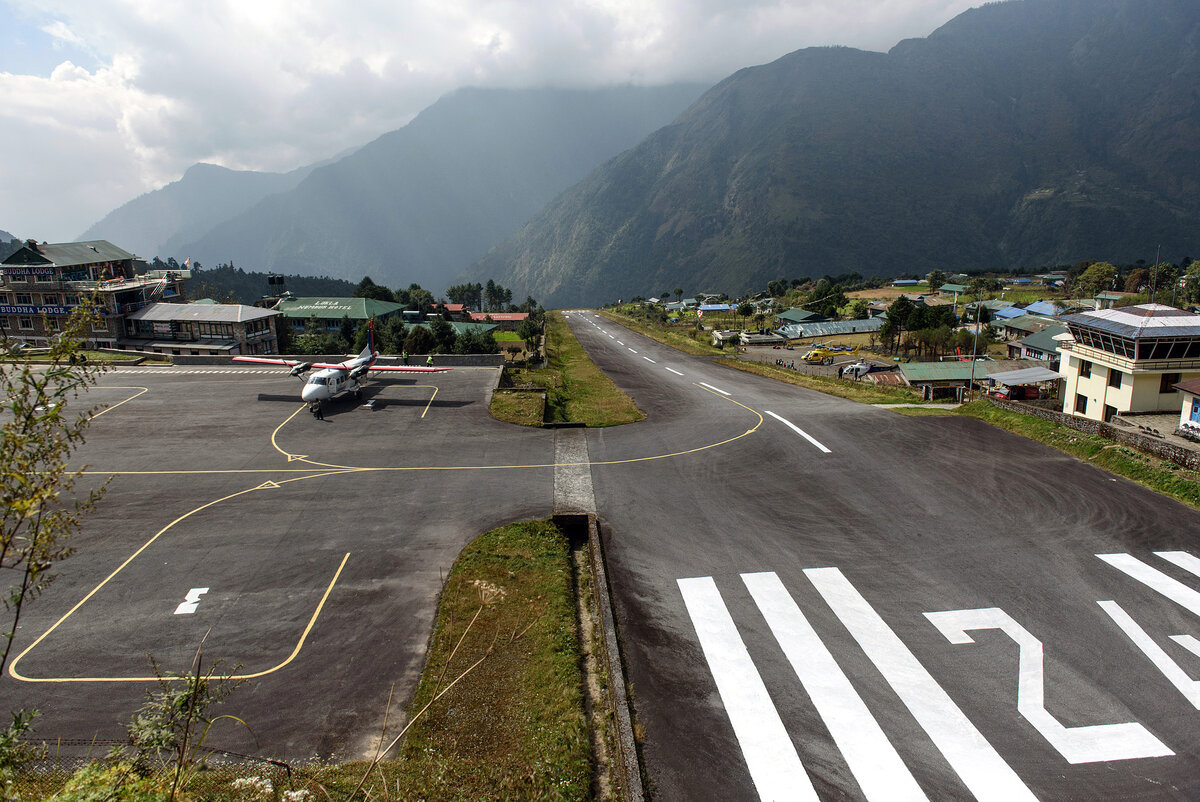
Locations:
469;0;1200;307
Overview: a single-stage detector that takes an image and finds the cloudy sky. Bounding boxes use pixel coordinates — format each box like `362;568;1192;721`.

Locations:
0;0;977;242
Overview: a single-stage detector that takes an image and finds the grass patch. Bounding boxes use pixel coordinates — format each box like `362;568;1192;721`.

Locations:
716;358;933;405
491;312;643;427
953;401;1200;509
18;521;589;801
596;309;720;356
489;389;546;427
315;519;589;800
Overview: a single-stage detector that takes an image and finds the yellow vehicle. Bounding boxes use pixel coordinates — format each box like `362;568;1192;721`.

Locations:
800;344;859;365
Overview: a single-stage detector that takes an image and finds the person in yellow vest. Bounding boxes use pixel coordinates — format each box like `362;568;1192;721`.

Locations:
426;355;434;367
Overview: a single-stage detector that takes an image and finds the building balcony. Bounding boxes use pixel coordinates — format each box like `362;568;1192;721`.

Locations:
1060;342;1200;373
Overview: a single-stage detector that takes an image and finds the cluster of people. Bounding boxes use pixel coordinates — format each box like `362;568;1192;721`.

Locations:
775;359;797;369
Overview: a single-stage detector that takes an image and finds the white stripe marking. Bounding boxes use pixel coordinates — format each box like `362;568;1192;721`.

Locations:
806;567;1035;802
1156;550;1200;579
678;577;818;801
1099;600;1200;709
1098;553;1200;616
617;341;625;345
666;367;684;376
628;348;637;354
765;411;831;453
643;356;656;364
699;382;730;396
742;572;927;801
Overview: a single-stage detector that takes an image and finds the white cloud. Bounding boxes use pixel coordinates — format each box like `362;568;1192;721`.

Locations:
0;0;978;240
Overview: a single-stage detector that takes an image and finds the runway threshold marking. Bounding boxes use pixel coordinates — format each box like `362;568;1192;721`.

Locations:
742;572;928;801
8;471;355;682
765;411;831;453
806;567;1035;801
678;576;819;801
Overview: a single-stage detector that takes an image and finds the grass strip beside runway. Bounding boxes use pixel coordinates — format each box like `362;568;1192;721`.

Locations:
303;519;590;800
494;312;644;427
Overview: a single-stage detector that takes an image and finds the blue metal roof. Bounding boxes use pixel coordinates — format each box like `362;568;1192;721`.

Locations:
993;306;1026;319
1024;301;1063;316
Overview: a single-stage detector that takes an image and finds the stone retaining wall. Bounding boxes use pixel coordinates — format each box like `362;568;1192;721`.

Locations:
987;397;1200;471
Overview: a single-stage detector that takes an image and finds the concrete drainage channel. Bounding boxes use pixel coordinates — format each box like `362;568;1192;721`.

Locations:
553;427;644;802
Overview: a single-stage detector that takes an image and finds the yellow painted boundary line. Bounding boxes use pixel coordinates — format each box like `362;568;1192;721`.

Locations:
88;386;149;418
417;385;438;418
9;470;355;683
80;383;765;476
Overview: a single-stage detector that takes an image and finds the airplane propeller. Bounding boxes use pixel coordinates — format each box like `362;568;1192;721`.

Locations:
289;362;312;377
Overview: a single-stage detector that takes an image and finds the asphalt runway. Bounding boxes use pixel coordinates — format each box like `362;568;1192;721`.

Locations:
0;365;555;761
8;327;1200;799
563;312;1200;801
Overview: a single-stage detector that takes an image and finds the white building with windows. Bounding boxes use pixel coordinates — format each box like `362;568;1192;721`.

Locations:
1056;304;1200;422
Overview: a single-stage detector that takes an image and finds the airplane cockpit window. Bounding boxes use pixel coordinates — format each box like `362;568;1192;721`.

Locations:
310;377;328;385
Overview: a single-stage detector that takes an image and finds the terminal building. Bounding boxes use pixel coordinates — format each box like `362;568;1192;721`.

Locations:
0;239;186;348
1056;304;1200;422
122;302;281;356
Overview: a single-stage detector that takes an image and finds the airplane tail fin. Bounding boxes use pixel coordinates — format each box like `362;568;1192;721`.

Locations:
359;318;376;360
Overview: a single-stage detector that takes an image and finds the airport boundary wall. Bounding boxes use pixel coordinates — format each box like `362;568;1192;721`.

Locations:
988;397;1200;471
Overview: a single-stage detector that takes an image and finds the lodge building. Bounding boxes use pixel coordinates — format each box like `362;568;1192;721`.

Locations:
0;240;185;348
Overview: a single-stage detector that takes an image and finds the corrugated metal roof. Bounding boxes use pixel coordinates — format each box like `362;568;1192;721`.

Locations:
274;297;403;319
1023;301;1063;316
988;366;1064;385
1018;325;1069;354
1173;378;1200;396
1001;314;1055;333
2;240;134;266
128;302;278;323
993;306;1026;319
898;359;1041;383
776;308;827;323
777;318;883;339
1061;304;1200;339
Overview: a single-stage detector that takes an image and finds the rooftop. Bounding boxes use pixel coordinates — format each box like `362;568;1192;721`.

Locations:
273;297;403;319
1;240;134;267
128;302;278;324
1061;304;1200;339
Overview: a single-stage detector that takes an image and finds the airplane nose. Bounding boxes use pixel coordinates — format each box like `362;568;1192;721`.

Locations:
301;384;318;403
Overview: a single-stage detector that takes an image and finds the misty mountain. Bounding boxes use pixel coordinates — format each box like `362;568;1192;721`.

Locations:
471;0;1200;308
78;162;320;261
0;230;14;241
172;84;707;292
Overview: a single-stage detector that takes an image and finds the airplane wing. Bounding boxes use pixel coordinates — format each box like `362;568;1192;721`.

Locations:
232;356;305;367
367;365;451;373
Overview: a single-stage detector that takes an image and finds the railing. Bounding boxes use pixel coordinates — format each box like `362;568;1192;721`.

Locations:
1059;342;1200;373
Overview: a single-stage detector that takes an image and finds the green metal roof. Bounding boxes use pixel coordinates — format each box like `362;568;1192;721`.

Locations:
2;240;134;266
898;361;991;382
1017;325;1068;354
776;308;827;323
412;321;498;335
273;296;403;319
938;283;968;293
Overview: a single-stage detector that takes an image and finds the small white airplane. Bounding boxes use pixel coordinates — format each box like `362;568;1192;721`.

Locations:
233;320;449;415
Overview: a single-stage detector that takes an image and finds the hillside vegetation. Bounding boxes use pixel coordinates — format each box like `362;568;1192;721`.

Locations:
473;0;1200;307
